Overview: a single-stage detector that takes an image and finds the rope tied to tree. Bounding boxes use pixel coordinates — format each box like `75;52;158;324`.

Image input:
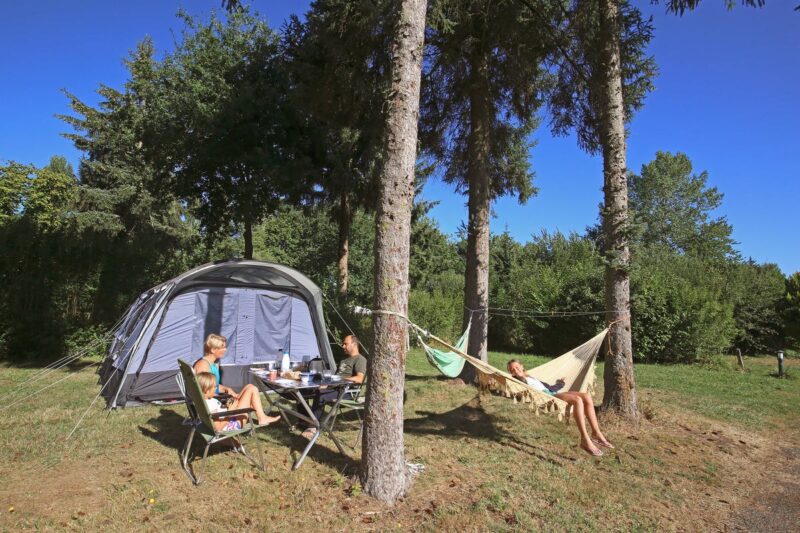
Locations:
604;314;630;357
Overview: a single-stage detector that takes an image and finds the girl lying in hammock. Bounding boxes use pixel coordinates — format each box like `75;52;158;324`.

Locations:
506;359;614;457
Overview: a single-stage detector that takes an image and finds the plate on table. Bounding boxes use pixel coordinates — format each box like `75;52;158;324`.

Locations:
328;375;342;382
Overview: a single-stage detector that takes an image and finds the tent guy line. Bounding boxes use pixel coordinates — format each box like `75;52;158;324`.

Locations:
0;315;125;406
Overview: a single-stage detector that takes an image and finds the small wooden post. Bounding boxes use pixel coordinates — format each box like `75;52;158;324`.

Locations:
736;348;745;371
777;350;785;378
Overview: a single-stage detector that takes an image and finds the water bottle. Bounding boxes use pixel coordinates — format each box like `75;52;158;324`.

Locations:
280;348;290;373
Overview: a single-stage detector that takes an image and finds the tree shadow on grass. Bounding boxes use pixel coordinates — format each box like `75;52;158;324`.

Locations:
405;373;447;383
261;426;359;473
405;396;576;466
405;396;501;440
138;407;190;451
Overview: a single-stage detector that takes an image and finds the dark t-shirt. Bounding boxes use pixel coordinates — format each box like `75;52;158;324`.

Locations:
337;355;367;378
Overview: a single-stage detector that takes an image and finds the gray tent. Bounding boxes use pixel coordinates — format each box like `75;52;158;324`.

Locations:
100;260;335;408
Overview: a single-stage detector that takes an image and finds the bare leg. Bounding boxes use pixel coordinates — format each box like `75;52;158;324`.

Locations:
578;392;613;446
233;384;280;425
578;392;604;440
556;392;600;454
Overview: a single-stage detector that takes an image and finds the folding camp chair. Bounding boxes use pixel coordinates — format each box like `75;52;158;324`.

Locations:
175;359;265;485
328;383;365;450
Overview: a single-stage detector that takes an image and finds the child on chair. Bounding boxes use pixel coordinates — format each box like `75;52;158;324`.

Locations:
197;372;280;431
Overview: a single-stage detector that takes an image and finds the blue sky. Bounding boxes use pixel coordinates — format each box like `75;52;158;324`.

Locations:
1;1;798;274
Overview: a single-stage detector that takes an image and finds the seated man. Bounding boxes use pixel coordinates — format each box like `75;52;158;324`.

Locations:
301;334;366;439
507;359;613;457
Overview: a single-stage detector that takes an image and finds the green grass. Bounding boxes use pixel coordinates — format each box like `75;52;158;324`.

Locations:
0;351;798;531
631;356;798;428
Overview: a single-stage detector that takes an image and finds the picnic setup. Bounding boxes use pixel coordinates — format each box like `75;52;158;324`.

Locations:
86;260;614;484
95;261;362;477
250;365;359;470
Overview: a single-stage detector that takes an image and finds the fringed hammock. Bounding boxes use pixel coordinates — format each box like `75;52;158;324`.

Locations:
415;324;609;421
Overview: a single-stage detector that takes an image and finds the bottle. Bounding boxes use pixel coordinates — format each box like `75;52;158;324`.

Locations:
280;348;290;373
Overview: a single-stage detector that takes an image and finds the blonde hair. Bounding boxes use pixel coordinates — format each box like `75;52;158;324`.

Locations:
507;359;521;372
204;333;227;355
197;372;217;393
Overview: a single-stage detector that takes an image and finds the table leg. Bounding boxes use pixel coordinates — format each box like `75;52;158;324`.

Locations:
251;376;354;470
317;388;349;457
292;387;352;469
292;389;326;470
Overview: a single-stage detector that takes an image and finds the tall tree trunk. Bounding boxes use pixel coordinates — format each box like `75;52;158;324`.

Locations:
459;57;491;384
337;191;351;298
361;0;426;504
598;0;638;420
243;215;253;260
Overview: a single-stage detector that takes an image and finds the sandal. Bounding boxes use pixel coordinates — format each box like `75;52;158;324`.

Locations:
592;438;615;449
581;444;603;457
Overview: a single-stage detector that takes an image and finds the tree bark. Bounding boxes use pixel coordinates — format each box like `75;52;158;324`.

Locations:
459;57;492;384
337;191;351;298
598;0;638;420
243;215;253;260
361;0;426;504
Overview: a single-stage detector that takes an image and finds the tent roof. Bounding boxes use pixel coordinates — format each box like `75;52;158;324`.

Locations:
165;260;322;297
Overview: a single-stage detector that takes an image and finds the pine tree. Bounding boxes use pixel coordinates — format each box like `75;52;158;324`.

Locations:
361;0;427;504
421;0;548;380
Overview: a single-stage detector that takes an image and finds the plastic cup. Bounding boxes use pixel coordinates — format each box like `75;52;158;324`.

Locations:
268;369;278;381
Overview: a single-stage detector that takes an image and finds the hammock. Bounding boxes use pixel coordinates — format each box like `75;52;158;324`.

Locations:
419;318;470;378
416;326;609;420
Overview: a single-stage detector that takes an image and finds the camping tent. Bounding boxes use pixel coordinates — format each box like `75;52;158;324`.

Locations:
100;260;335;408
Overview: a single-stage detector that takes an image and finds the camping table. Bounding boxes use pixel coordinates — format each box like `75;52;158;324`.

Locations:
250;371;353;470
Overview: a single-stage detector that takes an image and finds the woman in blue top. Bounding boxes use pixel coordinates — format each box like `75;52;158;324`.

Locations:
507;359;613;457
194;333;279;427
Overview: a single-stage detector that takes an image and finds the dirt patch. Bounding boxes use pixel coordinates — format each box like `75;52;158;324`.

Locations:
727;445;800;532
591;404;797;532
0;454;114;527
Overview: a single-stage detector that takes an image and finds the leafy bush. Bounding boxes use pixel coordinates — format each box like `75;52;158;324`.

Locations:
64;325;111;360
409;271;464;344
491;232;604;355
728;261;786;355
631;248;736;362
784;272;800;351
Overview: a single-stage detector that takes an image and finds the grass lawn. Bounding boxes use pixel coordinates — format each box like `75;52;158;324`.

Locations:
0;352;797;531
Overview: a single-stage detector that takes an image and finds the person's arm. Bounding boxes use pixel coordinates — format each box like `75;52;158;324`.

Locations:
346;357;367;383
194;360;238;397
220;385;238;398
347;372;365;384
193;359;210;374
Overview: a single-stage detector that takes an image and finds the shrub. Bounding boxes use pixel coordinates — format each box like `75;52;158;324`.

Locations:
631;249;736;362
